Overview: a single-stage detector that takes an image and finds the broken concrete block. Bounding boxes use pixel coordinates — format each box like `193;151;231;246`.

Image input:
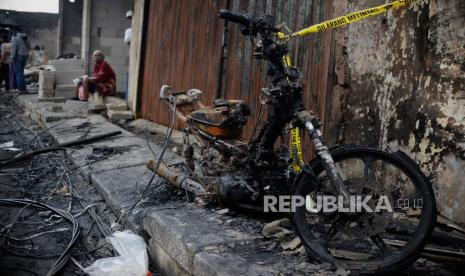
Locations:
103;96;127;105
262;218;293;239
108;110;134;120
297;245;306;256
38;70;55;99
39;88;54;94
217;208;229;215
90;92;103;103
51;106;63;112
63;100;88;113
38;97;66;103
106;102;128;111
39;81;54;90
39;88;54;96
39;70;55;89
281;236;301;251
39;89;55;99
144;208;252;275
87;93;106;111
39;69;54;78
88;102;106;111
103;96;128;111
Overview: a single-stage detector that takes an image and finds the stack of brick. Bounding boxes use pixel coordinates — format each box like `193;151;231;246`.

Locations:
38;70;55;99
104;96;134;121
49;59;85;99
88;93;106;111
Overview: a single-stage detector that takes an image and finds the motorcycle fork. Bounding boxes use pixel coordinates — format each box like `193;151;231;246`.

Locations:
182;128;195;172
304;121;351;202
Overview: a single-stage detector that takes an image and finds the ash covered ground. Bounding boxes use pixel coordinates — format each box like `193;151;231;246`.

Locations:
0;93;124;275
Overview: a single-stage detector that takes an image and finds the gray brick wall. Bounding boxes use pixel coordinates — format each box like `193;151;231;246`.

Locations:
61;0;83;56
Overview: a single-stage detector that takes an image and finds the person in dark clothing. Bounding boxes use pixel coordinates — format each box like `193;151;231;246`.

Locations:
11;32;31;92
0;34;11;92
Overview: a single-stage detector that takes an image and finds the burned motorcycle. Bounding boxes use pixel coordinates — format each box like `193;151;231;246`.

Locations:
147;9;436;275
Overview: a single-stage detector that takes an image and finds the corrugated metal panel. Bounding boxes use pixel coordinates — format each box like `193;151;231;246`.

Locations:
139;0;227;127
221;0;335;159
139;0;335;159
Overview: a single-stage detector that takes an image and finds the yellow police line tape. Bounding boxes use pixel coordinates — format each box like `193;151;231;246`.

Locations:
290;0;417;37
286;1;417;172
290;127;304;173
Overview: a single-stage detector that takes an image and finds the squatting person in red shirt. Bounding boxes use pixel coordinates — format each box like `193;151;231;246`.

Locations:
75;50;116;101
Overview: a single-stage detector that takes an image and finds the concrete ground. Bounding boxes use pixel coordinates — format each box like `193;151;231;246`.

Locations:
14;93;464;276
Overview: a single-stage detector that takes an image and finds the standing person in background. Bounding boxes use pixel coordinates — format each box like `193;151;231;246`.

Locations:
123;10;133;99
0;34;11;92
11;31;30;93
9;57;16;91
124;10;133;46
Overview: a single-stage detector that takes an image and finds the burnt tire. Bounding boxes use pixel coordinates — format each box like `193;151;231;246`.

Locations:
293;145;436;275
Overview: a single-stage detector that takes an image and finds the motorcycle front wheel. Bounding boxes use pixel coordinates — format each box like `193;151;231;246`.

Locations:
293;145;436;275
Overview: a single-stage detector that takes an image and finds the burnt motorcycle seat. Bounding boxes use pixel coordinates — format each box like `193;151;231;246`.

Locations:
189;100;250;139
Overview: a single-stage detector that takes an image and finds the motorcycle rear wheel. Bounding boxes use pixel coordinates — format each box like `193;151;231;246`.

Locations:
293;146;436;275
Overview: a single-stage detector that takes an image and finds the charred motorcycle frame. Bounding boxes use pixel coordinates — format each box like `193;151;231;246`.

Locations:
147;8;436;275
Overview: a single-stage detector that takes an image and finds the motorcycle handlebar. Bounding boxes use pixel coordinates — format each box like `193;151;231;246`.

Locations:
218;10;252;26
219;10;280;35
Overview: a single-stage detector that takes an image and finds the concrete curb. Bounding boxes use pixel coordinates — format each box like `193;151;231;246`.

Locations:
143;208;267;276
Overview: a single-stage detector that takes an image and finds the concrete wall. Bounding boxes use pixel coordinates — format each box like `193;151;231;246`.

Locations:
127;0;144;112
88;0;132;93
330;0;465;225
0;9;58;58
61;0;83;55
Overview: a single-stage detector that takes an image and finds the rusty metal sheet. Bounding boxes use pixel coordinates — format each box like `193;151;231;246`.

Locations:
139;0;336;160
139;0;228;127
221;0;335;159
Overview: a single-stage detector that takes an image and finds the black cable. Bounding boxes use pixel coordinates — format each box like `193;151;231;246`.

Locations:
145;116;158;159
120;100;177;227
0;95;86;275
48;150;112;237
0;198;80;276
0;131;121;168
0;264;39;276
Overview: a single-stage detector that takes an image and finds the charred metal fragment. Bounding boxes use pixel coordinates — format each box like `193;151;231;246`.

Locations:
146;160;205;195
0;131;122;168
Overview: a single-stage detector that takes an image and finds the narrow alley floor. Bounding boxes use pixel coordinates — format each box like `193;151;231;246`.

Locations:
0;92;464;275
0;93;124;275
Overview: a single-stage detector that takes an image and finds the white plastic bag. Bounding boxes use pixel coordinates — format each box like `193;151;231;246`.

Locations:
84;230;150;276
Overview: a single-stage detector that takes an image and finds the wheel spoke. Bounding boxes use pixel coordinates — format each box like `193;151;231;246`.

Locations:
319;216;342;248
325;222;339;245
362;155;375;193
370;234;393;256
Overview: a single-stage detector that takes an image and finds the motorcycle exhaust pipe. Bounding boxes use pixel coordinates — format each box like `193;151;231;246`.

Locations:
146;160;206;195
